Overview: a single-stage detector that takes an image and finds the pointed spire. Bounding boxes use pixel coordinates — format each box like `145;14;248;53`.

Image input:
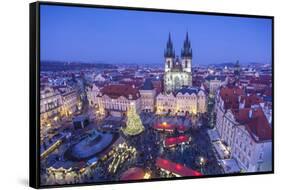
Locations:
185;31;189;44
164;32;175;58
168;32;172;43
181;31;192;58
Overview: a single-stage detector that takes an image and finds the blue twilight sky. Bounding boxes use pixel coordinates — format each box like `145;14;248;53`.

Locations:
40;5;272;65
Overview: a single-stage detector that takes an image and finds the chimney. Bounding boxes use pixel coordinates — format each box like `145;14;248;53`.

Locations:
249;109;253;119
239;98;245;109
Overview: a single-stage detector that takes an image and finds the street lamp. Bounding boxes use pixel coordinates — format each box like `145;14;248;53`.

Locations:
198;156;206;173
199;157;205;165
54;116;58;121
143;172;151;179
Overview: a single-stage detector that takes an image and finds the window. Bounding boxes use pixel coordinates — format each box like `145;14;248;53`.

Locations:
246;161;249;168
259;152;263;160
250;141;253;146
167;60;171;68
248;150;251;157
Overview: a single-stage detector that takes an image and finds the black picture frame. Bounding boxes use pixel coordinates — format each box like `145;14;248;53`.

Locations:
29;1;274;189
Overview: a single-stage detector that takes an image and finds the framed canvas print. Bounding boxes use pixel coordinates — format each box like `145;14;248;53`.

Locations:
29;1;274;188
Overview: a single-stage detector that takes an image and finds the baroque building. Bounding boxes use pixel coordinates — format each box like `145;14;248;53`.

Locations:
164;33;192;93
40;86;63;126
87;84;142;117
156;86;207;115
215;86;272;172
139;79;156;112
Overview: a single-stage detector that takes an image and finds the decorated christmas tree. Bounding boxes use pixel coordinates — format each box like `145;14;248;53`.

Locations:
122;103;144;136
96;103;105;121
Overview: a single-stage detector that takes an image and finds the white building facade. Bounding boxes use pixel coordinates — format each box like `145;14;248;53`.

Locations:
215;86;272;172
61;88;79;117
156;87;207;115
139;79;156;112
86;84;100;108
40;86;63;125
87;84;142;117
205;75;227;96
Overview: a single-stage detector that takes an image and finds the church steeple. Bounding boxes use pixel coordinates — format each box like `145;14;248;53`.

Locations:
181;31;192;58
164;33;175;58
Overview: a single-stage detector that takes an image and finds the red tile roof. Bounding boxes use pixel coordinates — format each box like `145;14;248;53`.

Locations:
234;108;272;142
240;94;262;108
250;77;271;86
219;86;244;110
220;86;264;110
156;158;202;177
100;84;140;100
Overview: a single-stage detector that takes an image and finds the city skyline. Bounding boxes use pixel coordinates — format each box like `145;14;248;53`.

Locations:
40;5;272;65
38;5;272;187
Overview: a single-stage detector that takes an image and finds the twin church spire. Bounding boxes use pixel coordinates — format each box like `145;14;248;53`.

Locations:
164;32;192;58
181;32;192;58
164;33;175;58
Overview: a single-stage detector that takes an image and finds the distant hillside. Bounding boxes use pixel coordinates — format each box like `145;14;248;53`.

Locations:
209;61;266;68
40;61;118;71
208;62;236;68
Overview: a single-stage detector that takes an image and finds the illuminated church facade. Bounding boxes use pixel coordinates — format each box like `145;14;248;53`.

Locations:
164;33;192;93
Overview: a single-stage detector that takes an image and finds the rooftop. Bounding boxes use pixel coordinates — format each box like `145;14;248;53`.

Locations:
175;86;203;96
120;167;146;181
99;84;140;100
140;79;154;90
164;135;189;147
205;75;226;81
234;107;272;142
156;158;202;177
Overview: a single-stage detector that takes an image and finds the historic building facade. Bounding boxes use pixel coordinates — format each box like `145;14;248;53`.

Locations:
164;33;192;93
60;87;79;117
139;79;156;112
87;84;142;117
86;83;100;108
156;86;207;115
40;86;63;125
215;86;272;172
204;75;227;97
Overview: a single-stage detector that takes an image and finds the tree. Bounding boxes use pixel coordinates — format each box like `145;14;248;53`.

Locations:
122;103;144;136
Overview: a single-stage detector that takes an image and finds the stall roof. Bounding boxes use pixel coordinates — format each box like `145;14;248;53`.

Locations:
120;167;145;180
164;135;189;147
156;158;202;177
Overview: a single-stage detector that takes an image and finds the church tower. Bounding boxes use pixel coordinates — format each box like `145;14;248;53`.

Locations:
164;33;175;72
181;32;192;73
164;32;193;93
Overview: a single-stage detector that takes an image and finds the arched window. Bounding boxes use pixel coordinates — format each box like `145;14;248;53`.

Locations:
185;60;188;68
167;60;171;68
